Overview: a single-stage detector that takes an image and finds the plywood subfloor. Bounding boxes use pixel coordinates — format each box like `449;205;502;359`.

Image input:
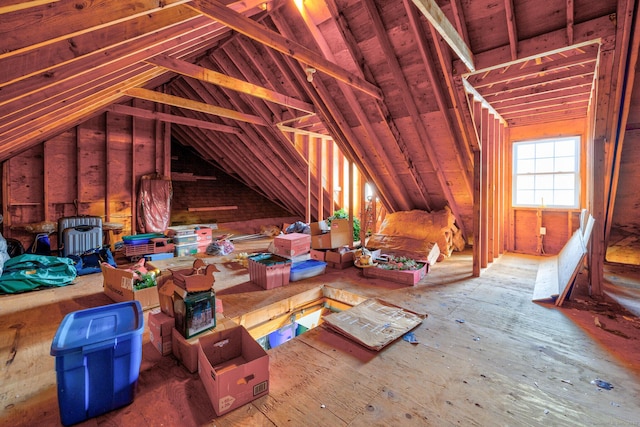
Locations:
1;238;640;426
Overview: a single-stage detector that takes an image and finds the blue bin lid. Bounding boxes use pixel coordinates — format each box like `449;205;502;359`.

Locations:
291;259;326;271
50;301;143;356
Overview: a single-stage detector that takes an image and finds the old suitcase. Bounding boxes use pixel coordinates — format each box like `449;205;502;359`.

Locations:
58;216;103;256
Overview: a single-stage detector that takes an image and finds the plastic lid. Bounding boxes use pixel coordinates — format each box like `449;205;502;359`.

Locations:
50;301;143;356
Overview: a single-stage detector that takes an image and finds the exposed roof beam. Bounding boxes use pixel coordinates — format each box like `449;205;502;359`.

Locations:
504;0;518;60
187;0;383;100
410;0;475;72
567;0;575;45
107;103;242;134
125;87;267;125
147;54;316;114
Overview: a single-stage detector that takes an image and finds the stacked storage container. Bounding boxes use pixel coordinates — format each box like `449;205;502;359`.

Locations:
50;301;144;426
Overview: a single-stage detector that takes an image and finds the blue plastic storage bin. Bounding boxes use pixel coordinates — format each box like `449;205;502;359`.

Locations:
50;301;144;426
268;322;297;348
290;259;327;281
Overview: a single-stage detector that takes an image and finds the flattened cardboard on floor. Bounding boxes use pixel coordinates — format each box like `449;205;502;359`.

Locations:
322;298;426;351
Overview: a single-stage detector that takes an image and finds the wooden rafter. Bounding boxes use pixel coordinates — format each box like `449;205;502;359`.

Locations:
410;0;475;72
187;0;383;100
125;87;267;125
147;54;316;114
567;0;575;45
504;0;518;60
106;103;242;134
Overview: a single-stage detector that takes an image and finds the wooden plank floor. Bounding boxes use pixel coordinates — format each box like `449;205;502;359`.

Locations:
1;237;640;426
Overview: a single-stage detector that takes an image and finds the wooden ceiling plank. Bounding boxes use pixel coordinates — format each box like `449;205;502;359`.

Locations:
148;54;315;114
195;56;310;179
504;0;518;60
211;46;288;123
476;69;595;98
107;104;242;134
410;0;475;72
177;78;309;207
485;81;593;105
0;68;166;160
0;0;60;15
498;94;590;115
125;87;267;125
466;49;598;88
187;0;383;100
0;19;230;130
0;61;158;135
404;0;474;198
490;86;592;109
0;7;203;88
0;0;194;59
300;0;413;211
267;15;397;212
363;0;436;210
363;0;469;225
0;16;222;110
454;16;614;74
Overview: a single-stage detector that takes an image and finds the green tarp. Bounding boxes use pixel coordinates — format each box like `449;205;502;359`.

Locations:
0;254;77;294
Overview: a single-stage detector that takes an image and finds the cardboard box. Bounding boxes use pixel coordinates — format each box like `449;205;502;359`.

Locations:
325;249;354;264
310;219;352;249
158;281;184;317
273;233;311;257
310;249;326;261
310;221;329;235
159;280;223;318
101;265;159;310
362;261;429;285
198;326;269;416
171;316;237;373
148;309;174;356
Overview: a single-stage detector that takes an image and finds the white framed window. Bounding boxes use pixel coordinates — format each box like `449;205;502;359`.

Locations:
512;136;580;208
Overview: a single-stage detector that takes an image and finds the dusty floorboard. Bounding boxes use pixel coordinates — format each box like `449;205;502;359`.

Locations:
1;237;640;426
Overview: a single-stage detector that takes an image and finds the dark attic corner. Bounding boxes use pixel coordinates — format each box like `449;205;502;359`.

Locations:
1;0;640;426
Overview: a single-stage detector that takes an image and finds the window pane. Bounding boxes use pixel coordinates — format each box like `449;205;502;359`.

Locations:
517;158;535;174
512;136;580;208
555;140;575;157
536;142;554;157
535;174;553;189
535;158;554;173
518;144;535;159
553;190;575;206
554;174;575;190
516;190;535;205
535;190;554;206
555;156;575;172
517;175;534;190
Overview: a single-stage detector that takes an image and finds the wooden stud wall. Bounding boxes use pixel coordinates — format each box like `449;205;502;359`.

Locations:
2;102;164;250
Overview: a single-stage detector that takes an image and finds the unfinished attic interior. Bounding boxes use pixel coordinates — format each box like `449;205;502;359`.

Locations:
2;0;640;425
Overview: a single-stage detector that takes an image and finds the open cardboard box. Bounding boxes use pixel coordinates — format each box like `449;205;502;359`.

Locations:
198;325;269;416
101;264;159;310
